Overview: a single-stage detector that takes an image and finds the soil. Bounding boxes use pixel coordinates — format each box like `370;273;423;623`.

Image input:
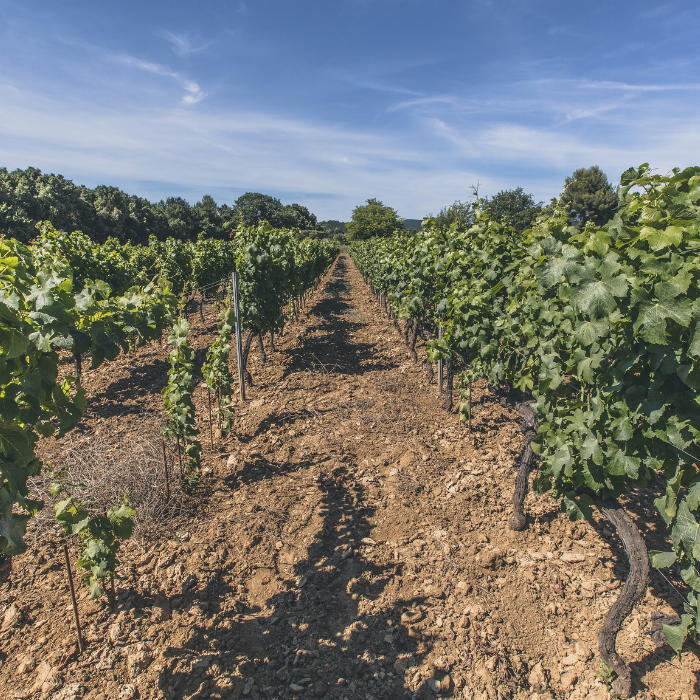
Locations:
1;255;698;700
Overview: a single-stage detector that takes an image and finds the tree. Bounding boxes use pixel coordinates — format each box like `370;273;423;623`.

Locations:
0;167;95;242
82;185;170;244
560;166;618;227
230;192;284;228
0;169;319;244
278;203;317;230
229;193;318;231
483;188;542;234
346;198;401;240
193;194;226;239
429;200;474;228
318;220;346;236
157;197;198;240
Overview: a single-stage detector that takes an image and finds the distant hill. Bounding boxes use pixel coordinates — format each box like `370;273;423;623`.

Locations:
403;218;423;230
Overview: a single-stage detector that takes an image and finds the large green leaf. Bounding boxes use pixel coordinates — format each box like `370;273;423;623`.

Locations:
662;614;693;654
571;275;628;319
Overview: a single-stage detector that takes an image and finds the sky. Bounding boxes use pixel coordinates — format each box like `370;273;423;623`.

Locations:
1;0;699;221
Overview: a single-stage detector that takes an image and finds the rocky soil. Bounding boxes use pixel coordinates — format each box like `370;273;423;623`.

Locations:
0;255;697;700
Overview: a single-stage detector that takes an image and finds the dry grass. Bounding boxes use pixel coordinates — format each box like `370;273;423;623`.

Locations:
29;411;185;543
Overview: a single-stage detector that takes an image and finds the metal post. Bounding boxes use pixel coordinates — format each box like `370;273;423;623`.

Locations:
232;270;246;402
437;327;444;394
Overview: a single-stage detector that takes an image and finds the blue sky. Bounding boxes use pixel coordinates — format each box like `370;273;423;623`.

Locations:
1;0;699;221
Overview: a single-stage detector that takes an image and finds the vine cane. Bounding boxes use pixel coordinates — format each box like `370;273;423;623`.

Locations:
62;543;84;654
176;437;184;479
468;380;472;432
207;390;214;449
161;437;170;501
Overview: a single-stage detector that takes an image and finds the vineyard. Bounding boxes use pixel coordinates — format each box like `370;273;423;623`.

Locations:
0;167;698;700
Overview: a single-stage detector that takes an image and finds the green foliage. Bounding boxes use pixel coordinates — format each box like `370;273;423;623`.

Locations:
483;187;542;234
81;184;170;244
346;199;402;240
350;163;700;656
596;659;616;685
0;236;176;555
560;165;618;228
318;220;347;239
202;307;236;433
53;480;135;600
162;319;202;485
0;217;337;554
229;192;318;230
230;223;338;335
0;166;292;244
280;202;318;230
0;167;95;243
233;223;296;334
429;200;474;229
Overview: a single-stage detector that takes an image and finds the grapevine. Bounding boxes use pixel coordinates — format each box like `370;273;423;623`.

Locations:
349;165;700;692
53;479;135;601
162;318;202;486
202;307;236;436
0;236;176;556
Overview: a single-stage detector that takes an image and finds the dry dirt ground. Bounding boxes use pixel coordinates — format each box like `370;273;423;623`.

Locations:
1;255;698;700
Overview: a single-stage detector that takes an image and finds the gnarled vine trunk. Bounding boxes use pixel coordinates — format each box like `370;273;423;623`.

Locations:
509;401;538;531
257;333;267;364
424;329;433;382
595;499;649;698
241;329;257;385
442;358;453;411
409;319;419;362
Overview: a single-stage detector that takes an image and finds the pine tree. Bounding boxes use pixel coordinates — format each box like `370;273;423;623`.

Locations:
560;166;618;227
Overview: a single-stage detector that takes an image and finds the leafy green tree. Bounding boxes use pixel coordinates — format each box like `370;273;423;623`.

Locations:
346;198;401;240
229;193;318;231
483;188;542;234
278;203;317;230
0;168;318;244
82;185;169;244
193;194;226;239
429;200;474;228
157;196;198;240
559;166;618;227
318;220;347;237
230;192;284;228
0;167;94;242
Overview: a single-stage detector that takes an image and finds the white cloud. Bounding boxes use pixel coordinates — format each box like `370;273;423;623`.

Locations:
1;68;699;219
116;54;207;106
157;30;213;56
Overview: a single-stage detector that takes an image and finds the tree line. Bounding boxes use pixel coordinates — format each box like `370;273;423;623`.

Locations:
0;164;618;245
0;167;337;244
345;165;619;240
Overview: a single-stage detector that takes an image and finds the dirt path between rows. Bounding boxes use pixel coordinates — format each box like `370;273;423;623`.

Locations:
1;255;696;700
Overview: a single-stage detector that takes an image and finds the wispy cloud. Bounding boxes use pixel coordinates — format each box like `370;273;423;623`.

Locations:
2;70;699;220
580;79;700;92
157;30;213;56
117;55;205;105
1;0;699;220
